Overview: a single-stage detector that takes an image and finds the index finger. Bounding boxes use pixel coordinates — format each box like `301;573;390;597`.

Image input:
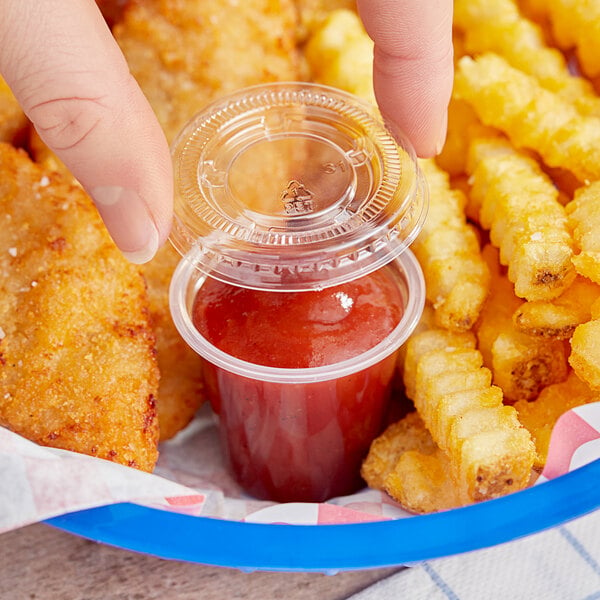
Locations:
0;0;173;263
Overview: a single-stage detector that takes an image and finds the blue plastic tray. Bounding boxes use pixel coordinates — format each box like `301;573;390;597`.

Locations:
45;458;600;572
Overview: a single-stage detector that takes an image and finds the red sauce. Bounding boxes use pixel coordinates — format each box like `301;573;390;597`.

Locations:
192;268;405;502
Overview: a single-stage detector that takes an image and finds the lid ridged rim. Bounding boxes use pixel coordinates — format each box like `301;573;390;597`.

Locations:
169;82;428;291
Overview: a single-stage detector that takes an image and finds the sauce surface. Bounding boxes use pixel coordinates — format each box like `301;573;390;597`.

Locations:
192;268;404;368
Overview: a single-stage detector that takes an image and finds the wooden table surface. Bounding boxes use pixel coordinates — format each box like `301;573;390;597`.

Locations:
0;524;403;600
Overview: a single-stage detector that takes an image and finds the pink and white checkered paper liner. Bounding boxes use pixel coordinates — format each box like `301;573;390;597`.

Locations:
1;401;599;532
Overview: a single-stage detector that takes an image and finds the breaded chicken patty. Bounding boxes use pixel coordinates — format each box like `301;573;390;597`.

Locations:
114;0;300;143
0;143;159;472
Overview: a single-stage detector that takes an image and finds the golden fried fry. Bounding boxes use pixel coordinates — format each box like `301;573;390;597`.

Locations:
361;411;460;513
403;324;534;503
514;370;599;468
403;328;477;402
0;76;27;146
569;319;600;390
477;245;569;402
566;181;600;285
491;332;569;402
454;0;600;117
455;53;600;183
410;159;490;332
517;0;551;26
304;9;375;104
140;244;205;441
396;303;436;377
467;136;575;301
0;143;159;472
114;0;300;144
544;0;600;79
436;98;498;178
384;450;460;514
513;276;600;339
294;0;357;41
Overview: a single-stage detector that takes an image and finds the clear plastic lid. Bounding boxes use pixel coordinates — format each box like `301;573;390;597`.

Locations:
170;82;427;291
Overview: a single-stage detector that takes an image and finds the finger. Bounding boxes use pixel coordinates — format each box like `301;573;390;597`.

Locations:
357;0;454;157
0;0;172;263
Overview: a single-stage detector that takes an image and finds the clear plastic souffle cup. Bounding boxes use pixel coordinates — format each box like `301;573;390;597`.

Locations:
169;82;427;503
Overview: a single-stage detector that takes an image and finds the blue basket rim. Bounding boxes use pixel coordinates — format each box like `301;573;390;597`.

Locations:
45;458;600;572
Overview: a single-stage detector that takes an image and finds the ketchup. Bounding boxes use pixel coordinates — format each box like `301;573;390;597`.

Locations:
192;268;404;502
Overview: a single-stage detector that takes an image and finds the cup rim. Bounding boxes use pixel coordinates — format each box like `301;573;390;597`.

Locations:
169;248;425;384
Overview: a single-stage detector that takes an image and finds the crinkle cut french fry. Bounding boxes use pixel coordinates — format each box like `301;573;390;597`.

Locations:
566;182;600;285
467;136;575;301
517;0;550;23
384;449;461;514
454;0;600;116
304;9;375;104
544;0;600;79
491;332;570;402
403;328;477;401
396;303;436;377
569;319;600;390
477;245;570;402
436;98;498;178
416;348;487;426
455;53;600;183
294;0;357;41
411;159;490;332
513;276;600;339
404;327;535;503
515;371;600;469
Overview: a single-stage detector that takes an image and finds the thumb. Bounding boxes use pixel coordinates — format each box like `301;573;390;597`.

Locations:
0;0;172;264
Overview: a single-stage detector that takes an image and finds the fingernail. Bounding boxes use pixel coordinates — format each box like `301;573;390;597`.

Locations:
90;186;159;264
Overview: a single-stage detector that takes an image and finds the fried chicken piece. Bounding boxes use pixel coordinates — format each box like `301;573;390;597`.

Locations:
28;129;76;183
28;130;202;441
114;0;301;144
0;143;159;472
140;244;205;440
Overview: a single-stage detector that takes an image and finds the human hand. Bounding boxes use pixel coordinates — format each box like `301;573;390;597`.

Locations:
357;0;454;157
0;0;172;264
0;0;453;265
